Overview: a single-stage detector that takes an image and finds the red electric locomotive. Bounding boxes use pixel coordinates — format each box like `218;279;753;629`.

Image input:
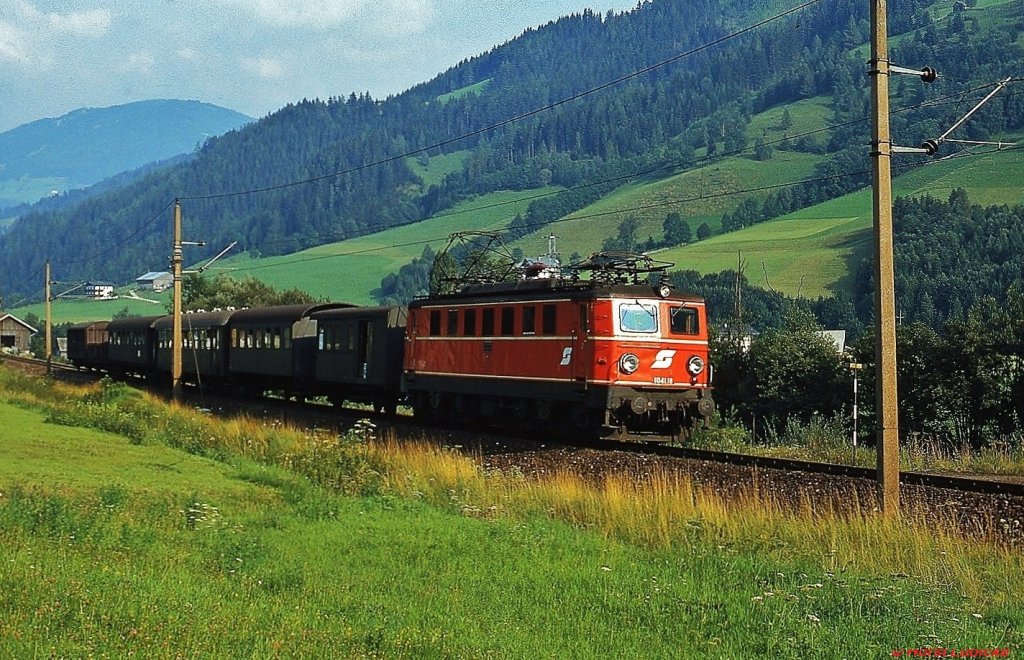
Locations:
403;251;714;438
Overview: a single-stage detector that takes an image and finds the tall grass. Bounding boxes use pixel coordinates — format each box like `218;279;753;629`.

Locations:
1;365;1022;655
375;439;1024;606
0;370;383;496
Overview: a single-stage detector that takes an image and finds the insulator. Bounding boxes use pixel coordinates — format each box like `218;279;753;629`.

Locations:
920;139;939;155
920;66;937;83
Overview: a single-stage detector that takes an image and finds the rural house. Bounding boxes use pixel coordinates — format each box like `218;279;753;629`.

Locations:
0;313;37;352
84;282;116;299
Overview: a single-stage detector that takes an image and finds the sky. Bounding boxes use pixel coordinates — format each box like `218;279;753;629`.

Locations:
0;0;641;132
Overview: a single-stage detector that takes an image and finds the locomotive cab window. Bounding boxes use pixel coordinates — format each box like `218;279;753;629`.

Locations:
618;302;658;334
670;306;700;336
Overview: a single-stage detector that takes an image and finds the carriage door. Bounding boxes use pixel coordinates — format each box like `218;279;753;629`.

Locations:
357;320;373;380
571;303;590;386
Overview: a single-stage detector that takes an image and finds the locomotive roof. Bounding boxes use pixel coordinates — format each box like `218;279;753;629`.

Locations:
409;278;704;307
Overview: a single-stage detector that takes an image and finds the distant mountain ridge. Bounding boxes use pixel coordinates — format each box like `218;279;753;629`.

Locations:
0;100;251;207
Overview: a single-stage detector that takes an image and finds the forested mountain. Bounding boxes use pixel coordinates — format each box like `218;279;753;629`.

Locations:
0;0;1021;305
0;100;251;208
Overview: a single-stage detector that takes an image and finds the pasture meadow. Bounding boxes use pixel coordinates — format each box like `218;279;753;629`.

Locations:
0;365;1021;657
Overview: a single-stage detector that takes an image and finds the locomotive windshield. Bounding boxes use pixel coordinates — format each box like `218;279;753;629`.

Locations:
618;302;658;333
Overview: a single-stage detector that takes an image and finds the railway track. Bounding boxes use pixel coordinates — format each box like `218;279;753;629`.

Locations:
0;353;93;379
587;438;1024;498
7;352;1024;501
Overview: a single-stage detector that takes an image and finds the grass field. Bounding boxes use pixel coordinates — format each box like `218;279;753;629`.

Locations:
406;150;470;188
11;292;169;326
436;79;492;105
1;367;1021;656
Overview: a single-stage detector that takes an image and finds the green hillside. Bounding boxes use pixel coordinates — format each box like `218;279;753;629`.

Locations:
658;142;1024;297
207;187;560;305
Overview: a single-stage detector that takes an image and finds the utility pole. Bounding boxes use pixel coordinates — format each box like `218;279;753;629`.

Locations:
169;200;227;401
45;261;52;374
870;0;900;514
172;201;183;402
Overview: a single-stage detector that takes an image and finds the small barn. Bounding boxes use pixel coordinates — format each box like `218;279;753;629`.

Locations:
0;314;37;352
136;271;173;292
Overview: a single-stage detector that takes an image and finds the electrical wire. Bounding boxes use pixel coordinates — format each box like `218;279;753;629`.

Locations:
214;144;1022;277
232;80;1023;255
62;198;175;266
178;0;823;202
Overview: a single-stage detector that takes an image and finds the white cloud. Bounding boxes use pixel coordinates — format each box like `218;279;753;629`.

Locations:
121;52;155;75
177;48;200;61
223;0;370;28
241;56;285;79
16;4;112;37
373;0;434;36
0;21;30;63
46;9;112;37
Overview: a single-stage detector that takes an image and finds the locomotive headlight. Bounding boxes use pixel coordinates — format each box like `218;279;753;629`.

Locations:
687;355;705;376
619;353;640;375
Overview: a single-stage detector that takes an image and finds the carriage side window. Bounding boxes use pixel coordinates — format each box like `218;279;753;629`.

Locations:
542;304;556;335
283;327;292;350
670;306;700;336
273;328;282;350
482;308;495;336
618;303;658;333
501;307;515;336
447;309;459;336
464;309;477;337
429;310;441;336
522;306;536;335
